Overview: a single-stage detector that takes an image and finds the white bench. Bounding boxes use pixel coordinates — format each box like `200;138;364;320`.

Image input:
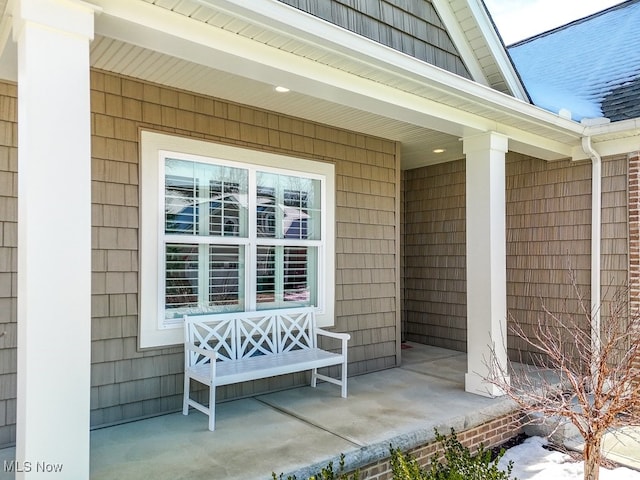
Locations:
182;307;350;431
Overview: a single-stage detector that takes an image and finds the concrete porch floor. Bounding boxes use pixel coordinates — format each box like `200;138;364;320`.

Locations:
1;342;638;479
88;343;518;480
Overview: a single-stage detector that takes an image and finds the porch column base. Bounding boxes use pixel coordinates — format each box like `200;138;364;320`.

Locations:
465;372;510;398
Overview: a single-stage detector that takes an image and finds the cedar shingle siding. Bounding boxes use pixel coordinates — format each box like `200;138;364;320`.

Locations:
0;72;400;446
506;154;628;361
0;77;634;447
0;82;16;448
89;71;399;429
402;154;629;360
403;160;466;350
630;152;640;379
277;0;471;79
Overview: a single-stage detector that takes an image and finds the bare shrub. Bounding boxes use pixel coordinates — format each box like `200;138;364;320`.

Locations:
486;272;640;480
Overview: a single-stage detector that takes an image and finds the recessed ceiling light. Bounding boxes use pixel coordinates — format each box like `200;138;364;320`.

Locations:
275;86;290;93
433;148;446;153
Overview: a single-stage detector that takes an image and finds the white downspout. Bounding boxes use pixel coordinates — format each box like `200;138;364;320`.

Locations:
581;136;601;378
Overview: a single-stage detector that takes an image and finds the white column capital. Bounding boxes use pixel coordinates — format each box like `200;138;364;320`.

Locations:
462;131;509;155
11;0;100;42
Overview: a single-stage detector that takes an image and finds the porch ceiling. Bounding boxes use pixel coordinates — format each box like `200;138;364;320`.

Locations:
90;34;467;169
0;0;604;169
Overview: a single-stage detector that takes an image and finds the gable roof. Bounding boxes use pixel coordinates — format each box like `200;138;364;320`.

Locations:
508;0;640;122
433;0;528;99
276;0;473;80
273;0;528;100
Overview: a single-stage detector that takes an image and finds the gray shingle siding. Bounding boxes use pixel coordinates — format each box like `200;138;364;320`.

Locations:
277;0;472;79
87;70;400;432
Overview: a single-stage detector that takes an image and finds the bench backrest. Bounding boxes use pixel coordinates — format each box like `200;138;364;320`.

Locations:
184;308;317;367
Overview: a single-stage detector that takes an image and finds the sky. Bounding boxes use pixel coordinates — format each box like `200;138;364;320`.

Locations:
483;0;628;45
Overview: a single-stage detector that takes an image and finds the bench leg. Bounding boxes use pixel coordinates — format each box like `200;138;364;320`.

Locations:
208;383;216;431
341;360;348;398
182;374;190;416
311;368;318;388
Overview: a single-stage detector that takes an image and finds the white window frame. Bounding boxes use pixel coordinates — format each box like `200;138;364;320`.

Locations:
139;130;335;348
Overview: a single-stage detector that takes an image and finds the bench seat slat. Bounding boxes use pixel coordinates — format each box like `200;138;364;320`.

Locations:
188;348;344;386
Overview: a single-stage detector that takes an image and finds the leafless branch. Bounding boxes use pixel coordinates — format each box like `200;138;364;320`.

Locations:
485;271;640;480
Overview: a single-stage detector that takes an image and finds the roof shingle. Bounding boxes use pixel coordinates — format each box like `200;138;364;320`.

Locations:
508;0;640;122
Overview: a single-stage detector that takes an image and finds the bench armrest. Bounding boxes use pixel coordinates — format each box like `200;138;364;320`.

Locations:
185;342;218;363
316;328;350;353
315;328;350;341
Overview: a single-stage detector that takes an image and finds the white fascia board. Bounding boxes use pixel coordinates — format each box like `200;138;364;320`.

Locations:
93;0;489;137
200;0;579;136
463;0;529;101
92;0;582;157
511;139;572;161
584;118;640;137
502;128;575;160
208;0;533;112
570;119;640;160
571;134;640;161
431;0;490;86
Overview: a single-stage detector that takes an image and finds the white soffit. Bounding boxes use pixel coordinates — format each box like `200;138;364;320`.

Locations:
89;1;583;157
90;35;467;168
5;0;627;167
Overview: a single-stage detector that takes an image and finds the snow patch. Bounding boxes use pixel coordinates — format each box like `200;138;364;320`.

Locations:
509;2;640;121
499;436;640;480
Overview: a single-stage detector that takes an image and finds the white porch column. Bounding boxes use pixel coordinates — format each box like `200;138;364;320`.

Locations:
14;0;97;477
463;132;509;397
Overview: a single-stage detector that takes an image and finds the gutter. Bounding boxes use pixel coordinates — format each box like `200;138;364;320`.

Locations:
581;136;601;378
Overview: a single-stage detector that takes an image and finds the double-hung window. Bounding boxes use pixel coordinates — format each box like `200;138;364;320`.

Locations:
139;131;335;348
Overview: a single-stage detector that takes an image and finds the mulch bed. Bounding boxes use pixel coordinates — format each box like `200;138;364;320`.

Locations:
490;433;529;458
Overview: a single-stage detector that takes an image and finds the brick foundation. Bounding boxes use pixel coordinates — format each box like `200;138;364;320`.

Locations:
351;411;524;479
